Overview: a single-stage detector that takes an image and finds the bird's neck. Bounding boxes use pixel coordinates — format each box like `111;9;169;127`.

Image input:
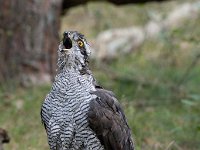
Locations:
56;55;98;87
57;61;89;75
54;67;97;90
57;56;87;74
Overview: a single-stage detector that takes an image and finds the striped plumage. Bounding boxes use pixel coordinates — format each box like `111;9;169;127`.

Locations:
41;31;134;150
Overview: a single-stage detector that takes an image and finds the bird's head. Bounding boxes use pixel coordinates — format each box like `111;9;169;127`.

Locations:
57;31;92;73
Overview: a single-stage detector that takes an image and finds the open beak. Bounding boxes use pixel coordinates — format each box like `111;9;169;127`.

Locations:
62;32;73;53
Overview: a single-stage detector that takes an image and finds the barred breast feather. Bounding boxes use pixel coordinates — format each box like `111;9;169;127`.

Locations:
41;70;104;150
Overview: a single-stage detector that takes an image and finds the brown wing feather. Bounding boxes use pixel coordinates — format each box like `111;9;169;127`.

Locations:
88;88;134;150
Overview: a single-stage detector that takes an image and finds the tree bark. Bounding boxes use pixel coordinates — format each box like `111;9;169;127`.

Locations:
0;0;61;86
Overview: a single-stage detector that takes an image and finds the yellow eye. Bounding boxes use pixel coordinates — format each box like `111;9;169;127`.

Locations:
78;40;84;47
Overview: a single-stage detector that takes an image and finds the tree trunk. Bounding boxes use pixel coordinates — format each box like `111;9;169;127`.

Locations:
0;0;61;86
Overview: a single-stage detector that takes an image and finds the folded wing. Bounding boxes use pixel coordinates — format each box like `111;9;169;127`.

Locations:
88;88;134;150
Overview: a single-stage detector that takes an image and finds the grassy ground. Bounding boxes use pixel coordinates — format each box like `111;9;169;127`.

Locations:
1;0;200;149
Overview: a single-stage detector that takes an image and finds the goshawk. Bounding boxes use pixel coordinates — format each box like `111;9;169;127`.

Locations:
41;31;134;150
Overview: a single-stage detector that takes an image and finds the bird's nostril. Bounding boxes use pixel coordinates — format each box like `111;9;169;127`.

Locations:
63;37;72;49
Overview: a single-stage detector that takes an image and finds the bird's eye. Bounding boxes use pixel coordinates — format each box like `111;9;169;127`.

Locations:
78;40;84;47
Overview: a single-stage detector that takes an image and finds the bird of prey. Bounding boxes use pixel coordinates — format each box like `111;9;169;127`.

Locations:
41;31;134;150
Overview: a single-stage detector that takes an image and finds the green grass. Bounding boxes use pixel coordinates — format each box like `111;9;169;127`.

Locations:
0;86;50;150
1;0;200;149
1;86;200;150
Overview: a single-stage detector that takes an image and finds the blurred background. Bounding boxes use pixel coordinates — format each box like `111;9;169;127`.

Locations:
0;0;200;149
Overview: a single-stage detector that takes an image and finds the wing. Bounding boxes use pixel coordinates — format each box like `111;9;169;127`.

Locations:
88;88;134;150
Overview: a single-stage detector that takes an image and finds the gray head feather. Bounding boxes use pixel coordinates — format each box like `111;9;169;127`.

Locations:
57;31;92;73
